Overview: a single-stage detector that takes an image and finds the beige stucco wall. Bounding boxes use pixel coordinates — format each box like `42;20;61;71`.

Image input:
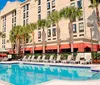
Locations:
0;0;100;49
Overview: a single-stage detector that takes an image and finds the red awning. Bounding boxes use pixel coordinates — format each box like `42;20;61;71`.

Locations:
60;44;70;49
35;46;43;51
84;43;91;48
46;45;57;50
9;50;13;54
25;47;32;51
0;54;7;57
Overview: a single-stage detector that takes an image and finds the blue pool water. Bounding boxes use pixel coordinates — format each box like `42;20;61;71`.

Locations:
0;64;100;85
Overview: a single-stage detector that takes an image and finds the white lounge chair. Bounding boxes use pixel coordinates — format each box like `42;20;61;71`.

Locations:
56;54;61;63
35;55;41;62
30;55;35;61
44;55;54;62
27;55;32;62
61;55;72;63
51;54;61;63
22;56;27;61
39;55;46;62
2;57;8;61
70;53;81;64
82;53;92;64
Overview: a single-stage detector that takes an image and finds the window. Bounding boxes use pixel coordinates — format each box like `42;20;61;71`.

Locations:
12;10;16;27
47;2;50;10
77;0;82;9
73;24;77;33
79;34;84;36
2;38;6;49
70;0;74;1
79;22;84;32
70;2;75;7
52;9;55;12
38;6;41;13
38;0;41;5
2;16;6;32
23;4;29;26
38;31;41;39
52;28;56;36
52;0;55;8
47;29;51;37
26;12;29;18
26;4;29;10
47;11;50;16
23;13;25;19
26;39;29;43
23;20;25;26
2;45;5;49
38;14;41;20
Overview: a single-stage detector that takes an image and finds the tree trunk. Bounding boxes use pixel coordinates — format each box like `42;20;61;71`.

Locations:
57;23;60;54
22;37;25;55
32;32;35;54
15;38;18;54
69;22;74;57
11;43;14;54
42;28;46;54
16;37;20;55
96;6;100;25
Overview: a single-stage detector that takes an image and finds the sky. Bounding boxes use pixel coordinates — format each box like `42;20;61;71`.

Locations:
0;0;25;10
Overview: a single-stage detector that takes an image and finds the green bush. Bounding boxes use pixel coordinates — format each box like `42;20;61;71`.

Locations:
61;53;69;60
92;52;100;60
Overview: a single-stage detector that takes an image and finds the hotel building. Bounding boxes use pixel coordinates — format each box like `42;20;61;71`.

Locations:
0;0;100;54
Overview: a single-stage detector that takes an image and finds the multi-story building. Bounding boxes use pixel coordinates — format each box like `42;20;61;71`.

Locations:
0;0;100;54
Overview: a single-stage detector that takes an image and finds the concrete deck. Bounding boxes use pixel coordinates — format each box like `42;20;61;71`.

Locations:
37;80;100;85
0;80;12;85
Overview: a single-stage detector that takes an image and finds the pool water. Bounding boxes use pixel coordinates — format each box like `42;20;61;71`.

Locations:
0;64;100;85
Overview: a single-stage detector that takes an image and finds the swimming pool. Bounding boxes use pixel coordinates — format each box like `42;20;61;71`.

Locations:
0;64;100;85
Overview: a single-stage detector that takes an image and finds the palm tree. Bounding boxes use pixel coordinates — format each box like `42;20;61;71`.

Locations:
60;7;82;56
89;0;100;25
47;10;61;54
9;31;16;53
37;19;49;54
10;26;22;54
28;23;37;54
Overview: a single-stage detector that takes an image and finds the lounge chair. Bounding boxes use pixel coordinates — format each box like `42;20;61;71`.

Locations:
51;54;61;63
30;55;35;61
81;53;92;64
22;56;27;61
2;57;8;61
39;55;46;62
44;55;54;62
35;55;41;62
27;55;32;62
70;53;81;64
61;55;72;63
56;54;61;63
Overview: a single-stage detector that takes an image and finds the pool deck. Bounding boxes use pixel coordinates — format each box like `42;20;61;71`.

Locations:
0;80;12;85
37;79;100;85
0;61;100;85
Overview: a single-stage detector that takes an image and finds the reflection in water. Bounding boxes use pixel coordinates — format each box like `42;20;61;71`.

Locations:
0;64;100;85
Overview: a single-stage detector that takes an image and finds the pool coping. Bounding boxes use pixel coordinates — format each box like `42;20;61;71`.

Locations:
0;61;100;71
